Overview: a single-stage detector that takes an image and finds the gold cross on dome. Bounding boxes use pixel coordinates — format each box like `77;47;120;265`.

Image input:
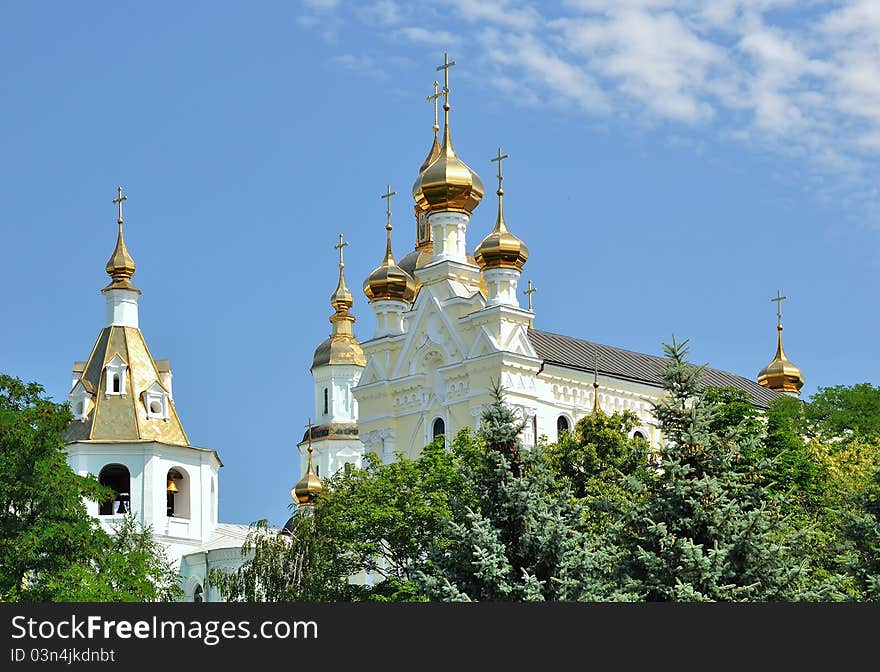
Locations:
427;80;442;130
334;233;349;268
380;184;396;227
523;279;537;311
112;186;127;225
436;52;456;104
491;147;509;190
771;290;788;326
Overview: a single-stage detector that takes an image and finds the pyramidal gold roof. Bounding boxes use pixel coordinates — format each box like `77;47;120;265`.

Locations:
64;325;190;446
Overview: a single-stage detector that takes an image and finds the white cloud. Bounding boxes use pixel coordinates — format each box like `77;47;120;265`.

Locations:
399;26;460;46
448;0;541;31
296;0;880;220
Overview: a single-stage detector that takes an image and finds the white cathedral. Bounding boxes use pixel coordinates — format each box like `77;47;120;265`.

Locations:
62;56;805;601
292;56;803;493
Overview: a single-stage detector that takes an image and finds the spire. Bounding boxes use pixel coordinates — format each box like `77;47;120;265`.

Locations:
292;418;323;507
330;233;354;311
312;234;365;370
592;353;601;415
102;186;140;294
419;80;443;174
758;290;805;395
382;184;396;266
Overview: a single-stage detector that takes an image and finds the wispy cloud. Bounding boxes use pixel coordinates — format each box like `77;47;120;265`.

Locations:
398;26;460;46
297;0;880;220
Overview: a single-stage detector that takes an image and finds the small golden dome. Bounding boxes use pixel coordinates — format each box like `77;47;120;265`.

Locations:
413;102;484;215
758;324;805;395
364;221;416;304
330;265;353;311
313;234;365;369
103;187;140;294
474;152;528;271
292;440;322;507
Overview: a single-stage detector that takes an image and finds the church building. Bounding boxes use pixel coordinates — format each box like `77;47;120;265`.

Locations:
63;188;248;602
295;54;805;485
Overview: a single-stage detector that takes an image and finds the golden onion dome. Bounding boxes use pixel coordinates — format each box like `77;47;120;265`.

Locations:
758;324;804;395
364;221;416;304
311;337;365;370
292;439;322;507
413;101;484;215
312;235;365;370
474;152;528;271
103;187;140;294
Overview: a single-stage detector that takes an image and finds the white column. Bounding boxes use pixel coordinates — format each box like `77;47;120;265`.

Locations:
482;267;522;307
105;288;140;328
429;211;469;263
371;299;408;337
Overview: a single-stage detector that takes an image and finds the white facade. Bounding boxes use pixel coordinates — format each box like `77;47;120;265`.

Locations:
65;440;221;565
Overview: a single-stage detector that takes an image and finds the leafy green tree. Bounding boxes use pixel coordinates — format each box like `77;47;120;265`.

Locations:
417;384;602;601
0;374;184;602
32;515;183;602
212;442;469;602
601;339;825;601
838;467;880;600
804;383;880;443
545;410;648;534
0;375;109;600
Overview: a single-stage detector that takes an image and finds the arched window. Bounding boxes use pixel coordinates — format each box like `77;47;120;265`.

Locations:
432;417;445;441
193;584;204;602
323;388;328;415
557;415;570;436
633;430;647;442
98;464;130;515
166;467;190;519
112;373;120;393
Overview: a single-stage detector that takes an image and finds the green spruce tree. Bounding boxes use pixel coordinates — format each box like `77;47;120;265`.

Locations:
601;339;820;601
417;383;601;601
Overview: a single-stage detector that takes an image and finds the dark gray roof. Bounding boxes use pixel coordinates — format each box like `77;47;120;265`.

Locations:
527;328;783;409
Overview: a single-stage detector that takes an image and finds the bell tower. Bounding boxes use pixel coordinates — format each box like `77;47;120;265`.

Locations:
301;233;366;478
63;187;221;566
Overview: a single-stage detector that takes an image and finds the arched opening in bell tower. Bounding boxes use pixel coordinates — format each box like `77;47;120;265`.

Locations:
166;467;190;519
98;464;131;515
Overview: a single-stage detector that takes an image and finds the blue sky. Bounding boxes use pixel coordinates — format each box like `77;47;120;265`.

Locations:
1;1;878;528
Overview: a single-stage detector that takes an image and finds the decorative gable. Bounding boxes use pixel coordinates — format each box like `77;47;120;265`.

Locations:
69;381;94;423
104;354;128;397
141;381;169;421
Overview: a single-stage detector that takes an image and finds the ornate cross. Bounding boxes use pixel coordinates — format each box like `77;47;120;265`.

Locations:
523;279;537;311
381;184;396;227
436;52;456;105
427;80;441;131
491;147;509;191
334;233;349;268
112;186;127;225
771;290;787;326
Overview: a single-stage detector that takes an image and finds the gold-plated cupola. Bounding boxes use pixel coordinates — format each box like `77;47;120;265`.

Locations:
292;420;323;507
412;53;483;216
474;148;529;271
312;234;366;370
364;185;416;304
103;186;140;294
757;291;805;396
